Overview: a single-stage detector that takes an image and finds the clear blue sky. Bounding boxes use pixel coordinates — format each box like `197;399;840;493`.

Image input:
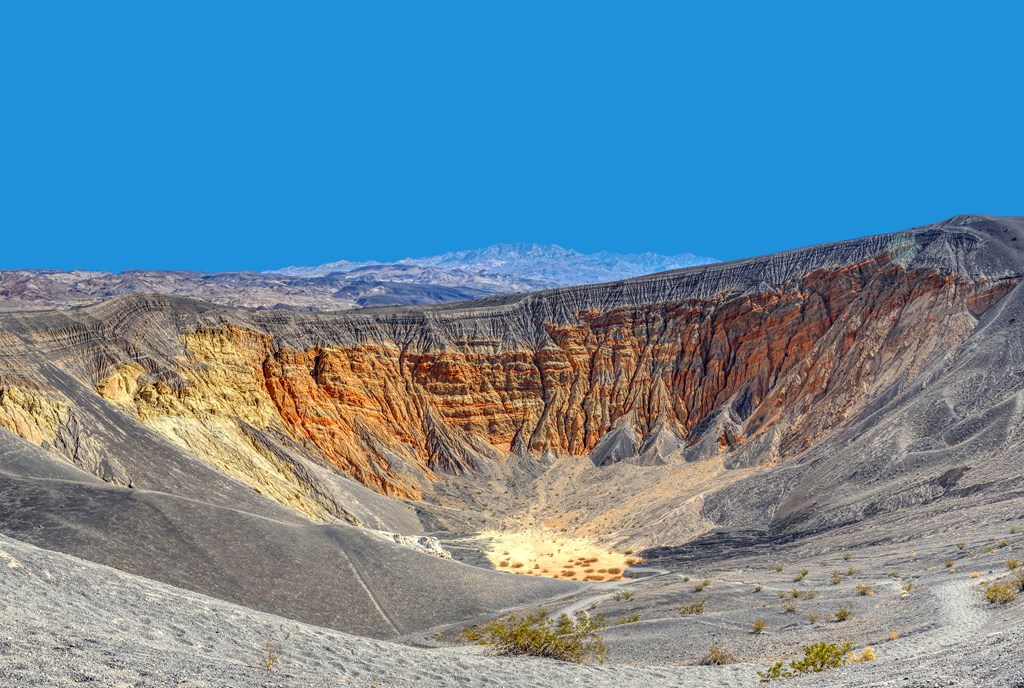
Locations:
1;3;1021;272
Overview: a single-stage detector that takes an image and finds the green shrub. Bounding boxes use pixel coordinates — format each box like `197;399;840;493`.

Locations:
616;614;641;625
833;606;853;622
679;599;706;616
462;610;607;663
758;641;854;681
752;619;767;633
774;564;784;572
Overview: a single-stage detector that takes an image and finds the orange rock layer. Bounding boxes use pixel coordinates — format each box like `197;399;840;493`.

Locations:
104;258;1013;503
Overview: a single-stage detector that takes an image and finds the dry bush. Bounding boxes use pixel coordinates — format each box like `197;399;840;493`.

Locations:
854;583;875;596
751;619;767;633
678;599;706;616
984;581;1020;604
697;643;736;665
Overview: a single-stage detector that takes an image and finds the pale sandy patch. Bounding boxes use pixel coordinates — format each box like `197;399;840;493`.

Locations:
477;529;640;582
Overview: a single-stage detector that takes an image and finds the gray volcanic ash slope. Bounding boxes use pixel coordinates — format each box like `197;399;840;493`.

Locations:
0;215;1023;684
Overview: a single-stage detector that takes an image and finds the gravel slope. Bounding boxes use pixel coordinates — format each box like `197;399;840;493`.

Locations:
1;532;1021;688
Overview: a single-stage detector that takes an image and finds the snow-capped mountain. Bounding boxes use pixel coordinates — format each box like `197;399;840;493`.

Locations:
271;243;717;287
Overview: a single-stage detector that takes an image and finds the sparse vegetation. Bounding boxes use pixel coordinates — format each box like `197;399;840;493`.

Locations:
790;588;818;600
757;641;854;681
846;567;857;576
616;614;641;625
462;610;607;663
846;646;876;663
956;542;966;551
854;583;875;596
831;571;843;585
833;606;853;622
984;581;1020;604
752;619;767;633
805;610;819;623
612;590;635;602
774;564;784;572
901;582;915;595
842;552;853;561
1007;559;1020;570
793;568;809;582
697;643;737;665
782;599;798;614
944;559;955;568
678;599;706;616
754;585;763;592
693;578;711;592
257;641;281;672
888;631;900;641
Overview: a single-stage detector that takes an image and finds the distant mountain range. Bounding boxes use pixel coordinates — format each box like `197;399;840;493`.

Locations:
0;244;716;312
271;243;717;286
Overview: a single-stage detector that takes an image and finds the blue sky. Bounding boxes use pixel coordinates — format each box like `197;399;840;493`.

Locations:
1;3;1021;272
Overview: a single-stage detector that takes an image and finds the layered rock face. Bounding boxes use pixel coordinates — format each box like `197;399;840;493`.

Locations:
1;216;1022;535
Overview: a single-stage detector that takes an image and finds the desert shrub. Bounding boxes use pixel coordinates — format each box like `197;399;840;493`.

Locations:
606;567;622;575
698;643;737;665
888;570;901;578
679;599;706;616
790;589;817;600
693;578;712;592
462;610;607;663
846;567;857;576
901;582;915;595
888;631;900;641
846;646;876;663
757;641;854;681
805;611;819;623
1007;559;1021;570
257;641;281;672
793;569;809;582
831;571;843;585
782;599;798;614
625;556;644;566
754;585;763;592
955;542;966;550
612;590;635;602
842;552;853;561
944;559;955;568
752;619;767;633
616;614;641;625
774;564;784;572
833;606;853;622
1012;568;1024;591
984;582;1020;605
854;583;875;596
